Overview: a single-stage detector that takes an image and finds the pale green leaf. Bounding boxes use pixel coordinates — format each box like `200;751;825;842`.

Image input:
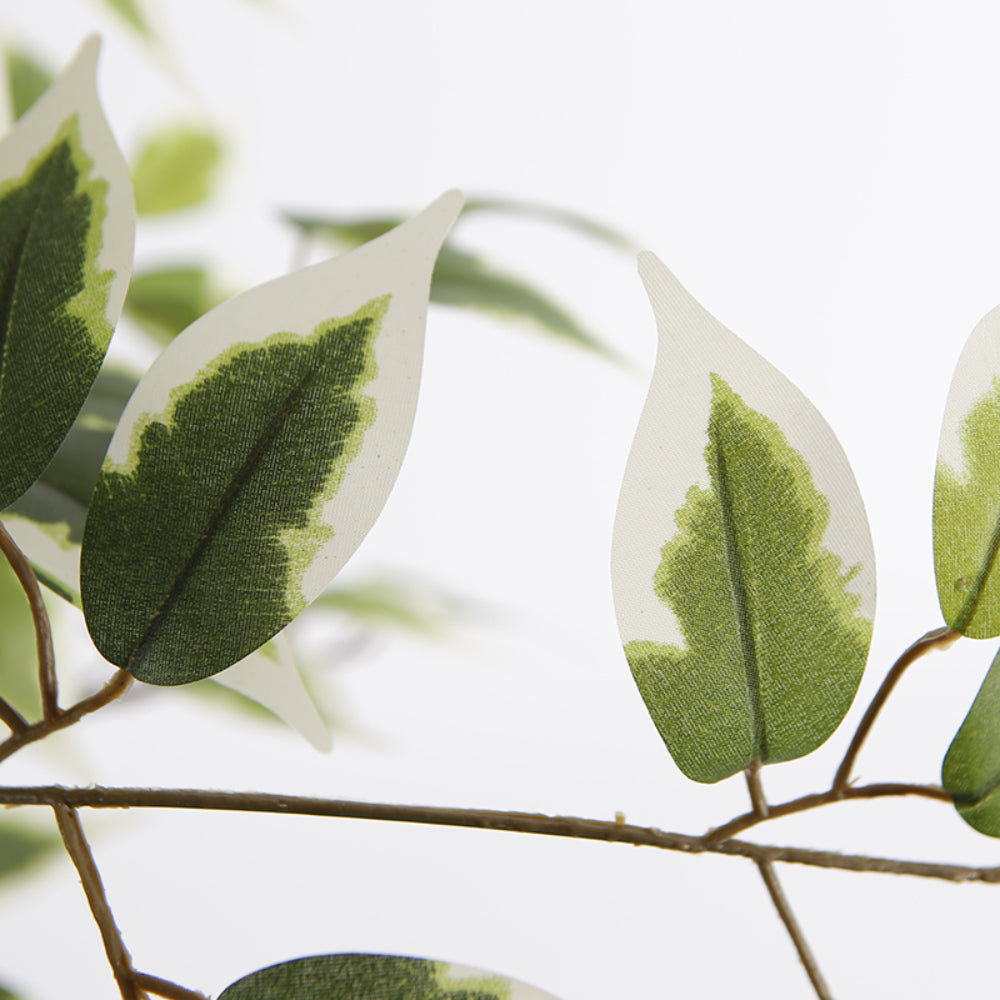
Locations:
81;192;462;685
132;125;223;215
287;212;616;358
0;38;134;510
943;647;1000;835
124;264;227;344
219;954;561;1000
934;307;1000;636
613;254;874;783
315;579;447;636
5;48;53;121
101;0;154;39
0;818;59;884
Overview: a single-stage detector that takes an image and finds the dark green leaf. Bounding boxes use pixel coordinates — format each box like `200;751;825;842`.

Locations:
220;954;560;1000
934;308;1000;636
124;265;227;343
943;647;1000;836
614;255;874;783
132;125;223;215
0;818;59;884
5;48;52;121
286;213;616;358
0;40;133;510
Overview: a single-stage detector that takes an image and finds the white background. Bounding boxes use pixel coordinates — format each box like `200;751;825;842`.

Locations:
2;1;1000;997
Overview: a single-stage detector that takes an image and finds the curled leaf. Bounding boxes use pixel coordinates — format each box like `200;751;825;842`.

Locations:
612;254;874;782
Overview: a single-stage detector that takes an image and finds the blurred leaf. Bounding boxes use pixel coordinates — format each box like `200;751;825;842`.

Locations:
5;48;53;120
132;125;223;215
0;553;41;722
0;985;22;1000
0;39;133;511
934;306;1000;636
943;647;1000;836
0;818;60;884
81;193;462;685
287;212;618;359
219;954;562;1000
613;255;874;783
314;579;446;636
100;0;154;39
124;265;227;344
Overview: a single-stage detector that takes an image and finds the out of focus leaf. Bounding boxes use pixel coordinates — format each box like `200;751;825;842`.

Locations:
219;954;562;1000
101;0;154;39
943;647;1000;836
0;819;59;884
287;212;618;358
314;579;447;636
0;554;41;722
124;265;227;344
132;125;223;215
5;48;53;121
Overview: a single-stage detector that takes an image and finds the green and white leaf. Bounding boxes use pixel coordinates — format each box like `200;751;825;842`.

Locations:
132;124;223;215
219;954;563;1000
943;646;1000;836
81;191;463;686
612;254;874;783
0;36;133;510
933;306;1000;637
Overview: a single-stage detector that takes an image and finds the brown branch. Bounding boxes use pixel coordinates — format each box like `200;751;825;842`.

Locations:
52;803;144;1000
0;522;58;718
1;784;992;883
757;860;834;999
703;781;951;845
0;670;132;765
133;972;208;1000
0;695;27;734
746;757;769;818
832;626;960;794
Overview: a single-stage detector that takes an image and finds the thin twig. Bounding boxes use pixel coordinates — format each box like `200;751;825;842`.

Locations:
0;522;58;718
832;626;960;794
52;803;143;1000
746;758;769;818
757;860;834;999
0;670;132;765
1;784;992;883
0;695;27;734
133;972;208;1000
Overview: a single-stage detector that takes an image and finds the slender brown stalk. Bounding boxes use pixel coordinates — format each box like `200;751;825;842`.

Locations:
1;784;991;883
0;670;132;765
746;757;769;818
757;860;834;999
703;781;951;845
832;626;960;794
0;522;58;718
133;972;208;1000
0;695;27;733
52;803;143;1000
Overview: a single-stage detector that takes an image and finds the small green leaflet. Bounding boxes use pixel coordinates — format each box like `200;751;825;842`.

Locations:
4;47;53;121
934;306;1000;637
943;647;1000;836
0;37;133;511
219;954;562;1000
613;254;875;783
82;191;462;685
132;125;223;215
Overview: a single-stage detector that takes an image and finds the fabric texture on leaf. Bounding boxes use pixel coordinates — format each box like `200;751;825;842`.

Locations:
82;191;462;685
943;647;1000;836
934;306;1000;637
0;37;133;510
219;954;560;1000
613;254;875;783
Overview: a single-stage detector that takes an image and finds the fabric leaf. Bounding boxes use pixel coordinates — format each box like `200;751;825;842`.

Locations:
943;646;1000;836
132;125;222;215
0;37;133;510
219;954;561;1000
612;253;875;783
81;191;462;685
934;306;1000;636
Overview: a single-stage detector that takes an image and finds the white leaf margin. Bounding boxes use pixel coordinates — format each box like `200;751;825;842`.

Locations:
612;252;876;646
